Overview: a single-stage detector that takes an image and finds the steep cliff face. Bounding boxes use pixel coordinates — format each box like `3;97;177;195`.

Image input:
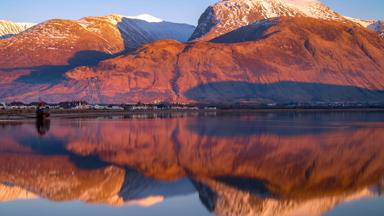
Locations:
6;17;383;104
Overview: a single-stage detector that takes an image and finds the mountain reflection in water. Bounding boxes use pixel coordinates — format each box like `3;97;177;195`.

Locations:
0;111;384;216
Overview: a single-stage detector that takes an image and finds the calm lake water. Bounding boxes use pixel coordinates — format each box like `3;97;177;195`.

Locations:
0;111;384;216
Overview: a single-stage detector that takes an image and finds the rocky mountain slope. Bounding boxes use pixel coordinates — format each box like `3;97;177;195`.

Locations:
0;20;34;39
3;17;382;104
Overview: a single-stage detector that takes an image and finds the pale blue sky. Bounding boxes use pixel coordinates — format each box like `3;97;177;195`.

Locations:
0;0;383;25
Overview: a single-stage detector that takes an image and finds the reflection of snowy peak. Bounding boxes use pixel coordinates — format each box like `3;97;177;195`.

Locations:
196;178;378;216
118;170;195;206
0;20;35;39
0;184;37;202
190;0;343;40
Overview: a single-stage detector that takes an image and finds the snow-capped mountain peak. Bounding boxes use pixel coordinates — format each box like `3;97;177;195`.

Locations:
125;14;163;23
0;20;35;39
190;0;343;41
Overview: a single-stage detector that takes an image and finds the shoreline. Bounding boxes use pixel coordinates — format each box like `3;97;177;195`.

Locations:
1;108;384;120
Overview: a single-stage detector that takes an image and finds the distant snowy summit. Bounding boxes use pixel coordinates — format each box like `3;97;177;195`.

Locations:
344;17;384;36
0;20;35;39
125;14;163;23
190;0;383;41
98;14;195;48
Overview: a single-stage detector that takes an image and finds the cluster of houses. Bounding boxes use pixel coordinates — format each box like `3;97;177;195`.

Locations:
0;101;213;111
2;100;383;111
2;100;384;111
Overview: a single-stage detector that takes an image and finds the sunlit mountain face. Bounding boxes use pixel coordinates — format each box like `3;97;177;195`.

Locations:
1;112;384;216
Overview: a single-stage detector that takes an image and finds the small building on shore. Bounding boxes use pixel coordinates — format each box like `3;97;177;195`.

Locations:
0;102;6;110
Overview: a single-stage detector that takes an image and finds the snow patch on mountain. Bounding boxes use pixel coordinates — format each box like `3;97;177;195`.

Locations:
344;16;376;28
125;14;163;23
344;16;384;36
0;20;35;39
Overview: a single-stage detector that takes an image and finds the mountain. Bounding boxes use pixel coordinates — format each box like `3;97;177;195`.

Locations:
0;20;35;39
1;2;384;104
0;14;195;102
189;0;345;41
0;14;194;67
190;0;384;41
5;16;383;104
0;14;194;74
